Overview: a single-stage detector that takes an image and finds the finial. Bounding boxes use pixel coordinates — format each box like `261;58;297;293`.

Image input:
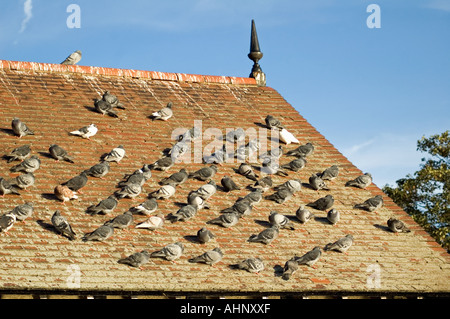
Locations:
248;19;266;86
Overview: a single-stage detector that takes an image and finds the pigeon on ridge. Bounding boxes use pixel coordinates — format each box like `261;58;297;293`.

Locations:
345;173;373;189
49;144;74;163
387;218;411;234
150;242;184;261
151;102;173;121
11;118;34;138
10;155;40;173
103;145;126;164
10;202;34;222
61;50;82;65
54;185;78;204
70;124;98;139
354;195;384;212
293;246;322;268
247;225;280;245
188;247;223;266
118;250;150;268
135;213;165;231
51;210;76;240
0;212;16;233
6;144;31;163
324;234;354;254
231;257;264;274
0;177;21;197
86;195;118;215
82;224;114;242
306;194;334;211
197;227;215;244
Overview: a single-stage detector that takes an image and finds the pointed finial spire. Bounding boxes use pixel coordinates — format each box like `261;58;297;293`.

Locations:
248;19;266;86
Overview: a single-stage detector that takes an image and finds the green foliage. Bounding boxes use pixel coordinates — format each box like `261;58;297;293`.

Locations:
383;131;450;251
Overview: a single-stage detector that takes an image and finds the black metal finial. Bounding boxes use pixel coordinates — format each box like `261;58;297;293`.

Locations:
248;19;266;86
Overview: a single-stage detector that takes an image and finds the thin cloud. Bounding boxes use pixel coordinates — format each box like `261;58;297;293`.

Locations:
19;0;33;33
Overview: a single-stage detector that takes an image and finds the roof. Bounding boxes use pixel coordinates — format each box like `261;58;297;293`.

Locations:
0;59;449;297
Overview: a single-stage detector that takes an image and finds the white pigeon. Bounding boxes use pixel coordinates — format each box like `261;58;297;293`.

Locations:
135;213;165;231
279;128;300;145
151;102;173;121
70;124;98;139
104;145;126;164
61;50;82;65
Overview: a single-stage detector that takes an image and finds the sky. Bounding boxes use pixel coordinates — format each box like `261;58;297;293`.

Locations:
0;0;449;188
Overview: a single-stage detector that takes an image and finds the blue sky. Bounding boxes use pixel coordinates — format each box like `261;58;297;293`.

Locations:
1;0;449;188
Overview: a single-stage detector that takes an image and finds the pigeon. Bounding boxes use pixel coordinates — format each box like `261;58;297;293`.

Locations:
10;155;40;173
118;166;151;188
150;242;184;261
293;246;322;268
324;234;354;253
237;163;258;181
276;179;302;194
10;202;34;222
102;91;125;109
70;124;98;139
295;205;315;223
345;173;373;189
207;212;240;228
12;173;35;191
235;138;260;161
169;140;190;162
279;128;300;145
6;144;31;163
187;191;210;210
48;144;74;163
306;194;334;211
204;145;229;165
318;165;339;182
188;247;223;266
104;211;134;229
51;210;76;240
82;224;114;242
225;128;245;144
86;195;118;215
281;157;307;172
54;185;78;204
326;208;340;225
253;175;273;192
151;102;173;121
241;189;263;206
281;258;299;280
61;50;82;65
265;188;293;204
197;227;215;244
0;178;21;197
354;195;384;212
308;174;329;191
103;145;126;164
220;175;240;192
231;257;264;274
179;126;201;142
135;213;165;231
247;225;280;245
84;161;110;179
131;198;158;216
260;146;283;162
94;98;119;118
269;211;295;230
260;159;288;176
118;250;151;268
265;115;284;130
188;165;218;181
221;200;253;218
196;180;217;200
149;184;176;200
114;183;142;199
11;118;34;138
387;218;411;234
168;204;197;223
62;171;88;193
286;142;314;158
0;213;16;233
149;156;174;172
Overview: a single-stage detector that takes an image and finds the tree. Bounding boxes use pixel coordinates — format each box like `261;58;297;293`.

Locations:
383;131;450;251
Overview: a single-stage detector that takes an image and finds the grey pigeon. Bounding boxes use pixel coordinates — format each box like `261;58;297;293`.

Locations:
86;195;118;215
118;250;150;268
10;202;33;222
159;168;188;187
151;102;173;121
247;225;280;245
241;189;263;206
169;140;190;162
0;213;16;233
104;145;126;164
276;179;302;194
237;163;258;181
197;227;215;244
149;156;174;172
10;155;40;173
94;98;119;118
62;171;88;193
253;175;273;192
225;127;245;144
82;224;114;242
326;208;340;225
235;138;260;161
260;159;288;176
6;144;31;163
70;123;98;139
85;161;110;179
135;213;165;231
231;257;264;274
168;204;197;223
187;190;209;209
196;180;217;200
387;218;411;234
269;211;295;230
203;145;227;165
221;200;252;218
49;144;74;163
118;166;151;188
308;174;329;191
131;198;158;216
188;247;223;266
51;210;76;240
104;211;134;229
188;165;218;181
324;234;354;253
61;50;82;65
286;142;314;158
207;212;240;228
149;184;176;200
259;146;283;163
306;194;334;211
114;183;142;199
282;258;299;280
265;187;293;204
221;175;240;192
295;205;315;223
293;246;322;268
11;118;34;138
319;165;339;182
150;242;184;261
0;177;21;197
354;195;384;212
265;115;284;130
12;173;35;191
179;126;201;142
102;91;125;109
345;173;373;189
281;157;307;172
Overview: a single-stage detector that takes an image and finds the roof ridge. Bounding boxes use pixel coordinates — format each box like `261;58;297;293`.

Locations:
0;59;257;86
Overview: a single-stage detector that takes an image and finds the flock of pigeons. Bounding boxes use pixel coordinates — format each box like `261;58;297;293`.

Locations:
0;56;412;281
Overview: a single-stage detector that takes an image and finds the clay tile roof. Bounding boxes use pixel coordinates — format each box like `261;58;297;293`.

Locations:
0;60;449;297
